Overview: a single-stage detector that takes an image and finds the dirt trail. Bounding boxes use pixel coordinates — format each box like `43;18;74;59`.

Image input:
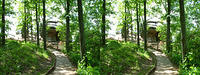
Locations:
48;48;77;75
149;48;178;75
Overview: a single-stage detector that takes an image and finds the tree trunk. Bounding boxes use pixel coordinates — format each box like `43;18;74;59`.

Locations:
36;0;40;46
1;0;5;46
166;0;171;53
179;0;187;62
24;1;27;42
27;9;30;41
127;8;130;41
102;0;106;46
43;0;47;50
136;2;140;46
66;0;71;51
31;11;33;41
124;0;127;42
144;0;147;50
77;0;86;64
130;11;133;41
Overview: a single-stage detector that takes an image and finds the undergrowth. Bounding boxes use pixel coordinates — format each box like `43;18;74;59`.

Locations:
0;40;52;74
61;40;151;74
161;33;200;74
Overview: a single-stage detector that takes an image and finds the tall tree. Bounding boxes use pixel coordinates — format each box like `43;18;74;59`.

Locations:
124;0;127;42
66;0;71;51
179;0;187;62
24;0;27;42
1;0;5;46
77;0;86;63
166;0;171;53
130;11;133;41
30;11;33;41
102;0;106;46
136;2;140;46
43;0;46;50
144;0;147;50
36;0;40;46
27;8;30;41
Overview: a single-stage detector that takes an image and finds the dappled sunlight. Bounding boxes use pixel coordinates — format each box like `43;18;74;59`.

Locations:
154;70;178;74
52;51;66;56
149;49;178;75
152;51;166;56
48;49;76;75
1;0;199;74
49;69;76;75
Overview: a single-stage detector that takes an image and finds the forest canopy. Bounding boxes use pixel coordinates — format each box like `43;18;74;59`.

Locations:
0;0;200;74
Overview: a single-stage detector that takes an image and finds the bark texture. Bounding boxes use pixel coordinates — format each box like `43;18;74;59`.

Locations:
77;0;86;63
66;0;71;51
179;0;187;62
102;0;106;46
1;0;5;46
36;0;40;46
144;0;147;50
43;0;47;50
166;0;171;53
137;2;140;46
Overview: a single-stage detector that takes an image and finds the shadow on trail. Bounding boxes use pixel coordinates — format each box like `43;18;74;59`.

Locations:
148;42;178;75
48;48;76;75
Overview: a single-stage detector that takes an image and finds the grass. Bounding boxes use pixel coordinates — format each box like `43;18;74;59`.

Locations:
101;40;154;74
137;51;151;60
0;40;54;74
58;40;155;74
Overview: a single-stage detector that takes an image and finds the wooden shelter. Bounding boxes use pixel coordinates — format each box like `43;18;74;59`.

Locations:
47;21;59;42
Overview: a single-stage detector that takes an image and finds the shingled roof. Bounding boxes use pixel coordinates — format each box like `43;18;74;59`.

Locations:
147;21;162;28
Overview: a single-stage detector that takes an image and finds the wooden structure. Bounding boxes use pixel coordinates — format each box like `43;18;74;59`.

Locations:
141;21;160;42
147;21;159;42
47;21;59;42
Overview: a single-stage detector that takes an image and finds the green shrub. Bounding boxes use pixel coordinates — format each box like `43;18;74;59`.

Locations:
169;51;182;65
166;31;200;74
77;62;100;75
0;41;51;74
106;40;121;50
63;40;149;74
61;49;81;66
101;41;140;74
180;63;200;74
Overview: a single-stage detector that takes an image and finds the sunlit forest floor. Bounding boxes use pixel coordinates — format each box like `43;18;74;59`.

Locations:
46;38;179;74
48;48;76;75
147;41;178;74
149;48;178;75
0;40;55;74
